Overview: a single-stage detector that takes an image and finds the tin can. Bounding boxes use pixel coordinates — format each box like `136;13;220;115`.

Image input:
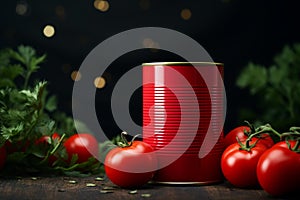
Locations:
142;62;225;184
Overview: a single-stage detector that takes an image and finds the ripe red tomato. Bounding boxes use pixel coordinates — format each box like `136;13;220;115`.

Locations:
253;134;274;149
0;145;6;170
5;140;30;153
104;141;157;188
224;126;251;148
35;133;60;145
272;140;299;150
224;126;274;149
221;142;268;188
257;145;300;196
35;133;61;165
64;133;99;164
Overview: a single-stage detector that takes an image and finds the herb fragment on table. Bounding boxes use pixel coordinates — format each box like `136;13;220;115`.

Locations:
94;177;104;181
58;188;66;192
86;183;97;187
128;189;138;194
68;180;77;184
102;186;115;190
141;193;151;198
100;190;114;193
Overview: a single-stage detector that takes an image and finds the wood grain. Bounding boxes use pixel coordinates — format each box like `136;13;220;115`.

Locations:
0;175;298;200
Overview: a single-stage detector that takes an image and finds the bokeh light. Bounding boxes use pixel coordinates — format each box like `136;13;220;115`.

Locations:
71;71;82;81
43;25;55;37
181;8;192;20
94;0;110;12
142;38;160;49
16;1;29;16
94;76;106;89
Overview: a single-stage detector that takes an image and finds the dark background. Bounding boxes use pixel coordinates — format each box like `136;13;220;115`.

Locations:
1;0;299;137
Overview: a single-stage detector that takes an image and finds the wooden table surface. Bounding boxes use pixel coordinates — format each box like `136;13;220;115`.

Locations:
0;175;298;200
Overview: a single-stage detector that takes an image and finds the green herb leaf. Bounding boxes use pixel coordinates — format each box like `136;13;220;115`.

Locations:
236;62;267;94
0;45;97;177
45;95;57;112
0;64;24;88
236;43;300;130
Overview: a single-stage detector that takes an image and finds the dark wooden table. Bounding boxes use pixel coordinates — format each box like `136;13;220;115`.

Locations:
0;175;298;200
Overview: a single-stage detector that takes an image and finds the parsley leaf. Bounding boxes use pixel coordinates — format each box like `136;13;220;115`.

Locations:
0;45;100;177
236;43;300;130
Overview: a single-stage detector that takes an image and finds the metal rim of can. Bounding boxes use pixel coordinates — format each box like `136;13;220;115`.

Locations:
142;62;224;66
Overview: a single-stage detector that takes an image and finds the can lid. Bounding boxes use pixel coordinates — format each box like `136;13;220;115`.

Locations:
142;62;224;66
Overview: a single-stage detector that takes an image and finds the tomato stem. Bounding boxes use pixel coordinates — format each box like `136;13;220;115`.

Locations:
50;133;66;155
39;133;66;165
237;136;259;151
293;139;300;152
120;131;130;147
240;124;281;150
130;134;141;144
119;131;141;148
280;131;300;139
249;124;281;140
280;127;300;143
290;127;300;132
244;120;255;135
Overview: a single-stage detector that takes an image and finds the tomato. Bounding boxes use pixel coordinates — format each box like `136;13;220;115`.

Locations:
272;140;299;150
104;140;157;188
253;134;274;149
257;146;300;196
0;145;6;170
64;133;99;164
224;126;251;148
5;140;30;153
35;133;61;165
224;126;274;149
35;133;60;145
221;142;268;188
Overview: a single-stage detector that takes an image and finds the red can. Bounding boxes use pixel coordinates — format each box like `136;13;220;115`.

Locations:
142;62;225;184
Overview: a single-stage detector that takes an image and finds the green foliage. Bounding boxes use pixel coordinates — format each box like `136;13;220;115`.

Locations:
236;63;267;95
236;43;300;130
0;45;53;148
0;45;100;176
99;134;122;163
0;82;52;146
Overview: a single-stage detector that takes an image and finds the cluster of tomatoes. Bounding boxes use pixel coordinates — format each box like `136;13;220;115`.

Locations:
2;125;299;196
0;131;156;189
0;133;99;171
222;124;300;197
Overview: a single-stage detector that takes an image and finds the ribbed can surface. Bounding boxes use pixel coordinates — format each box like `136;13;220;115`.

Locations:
142;62;225;184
